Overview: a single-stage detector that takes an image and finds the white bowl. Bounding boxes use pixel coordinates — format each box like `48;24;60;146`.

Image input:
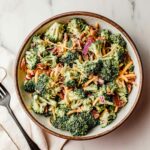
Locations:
15;11;143;140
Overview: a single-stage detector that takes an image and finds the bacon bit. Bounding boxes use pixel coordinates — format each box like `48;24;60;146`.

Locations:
25;74;32;80
20;58;26;71
27;69;35;76
127;83;132;93
58;92;64;100
97;36;106;41
113;95;125;108
92;110;100;119
80;32;86;40
90;27;97;36
37;63;46;70
51;47;58;54
95;23;100;30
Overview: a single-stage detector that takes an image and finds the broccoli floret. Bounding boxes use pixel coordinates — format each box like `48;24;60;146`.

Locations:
50;115;69;130
68;89;86;101
84;84;98;93
45;22;65;42
65;80;77;88
100;29;111;40
100;109;116;128
100;58;119;82
60;51;78;65
113;44;126;63
24;79;35;93
35;74;61;100
41;52;57;68
67;112;99;136
55;105;70;117
95;105;105;113
116;84;128;103
64;70;79;88
25;49;38;69
129;64;134;72
106;81;117;95
35;74;49;94
110;34;126;48
84;59;103;74
51;112;98;136
67;18;87;37
74;89;86;99
89;40;103;59
32;35;43;45
32;95;47;114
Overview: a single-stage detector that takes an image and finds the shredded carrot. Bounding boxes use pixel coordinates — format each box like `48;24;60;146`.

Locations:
124;73;136;79
120;61;133;75
93;97;100;106
114;106;119;113
83;76;98;87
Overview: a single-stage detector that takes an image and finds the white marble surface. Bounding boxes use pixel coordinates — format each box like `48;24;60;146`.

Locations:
0;0;149;150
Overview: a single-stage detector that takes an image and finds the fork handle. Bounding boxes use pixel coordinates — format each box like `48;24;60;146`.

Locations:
6;105;40;150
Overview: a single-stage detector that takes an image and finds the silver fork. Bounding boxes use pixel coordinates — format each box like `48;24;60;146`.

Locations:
0;83;40;150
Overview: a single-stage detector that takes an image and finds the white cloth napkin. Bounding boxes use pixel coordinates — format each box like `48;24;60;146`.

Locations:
0;46;67;150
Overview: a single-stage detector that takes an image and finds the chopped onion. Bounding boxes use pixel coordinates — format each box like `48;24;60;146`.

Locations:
98;78;104;85
99;96;105;104
82;37;94;55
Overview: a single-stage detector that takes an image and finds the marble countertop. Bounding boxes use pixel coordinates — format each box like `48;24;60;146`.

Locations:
0;0;149;150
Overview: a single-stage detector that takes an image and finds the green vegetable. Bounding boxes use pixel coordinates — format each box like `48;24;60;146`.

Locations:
25;49;38;69
64;80;77;88
110;34;126;48
60;51;78;65
113;44;126;63
50;115;69;130
50;112;99;136
89;40;103;58
45;22;65;42
84;84;98;93
32;95;47;114
67;18;87;37
32;35;43;45
41;52;57;68
100;29;111;40
116;84;128;103
100;58;119;82
68;89;86;101
67;112;99;136
84;59;102;75
24;79;35;93
100;109;116;128
35;74;49;95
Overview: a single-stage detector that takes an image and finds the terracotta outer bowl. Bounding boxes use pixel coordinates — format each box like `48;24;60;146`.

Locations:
15;11;143;140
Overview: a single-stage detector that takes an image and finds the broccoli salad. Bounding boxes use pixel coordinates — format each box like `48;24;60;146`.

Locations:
21;18;136;136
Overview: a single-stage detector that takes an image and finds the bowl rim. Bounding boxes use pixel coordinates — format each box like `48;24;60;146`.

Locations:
15;11;143;140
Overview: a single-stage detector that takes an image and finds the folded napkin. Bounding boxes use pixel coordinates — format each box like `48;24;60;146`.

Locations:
0;46;67;150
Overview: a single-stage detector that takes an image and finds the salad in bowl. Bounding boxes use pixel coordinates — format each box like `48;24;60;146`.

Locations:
20;17;136;136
